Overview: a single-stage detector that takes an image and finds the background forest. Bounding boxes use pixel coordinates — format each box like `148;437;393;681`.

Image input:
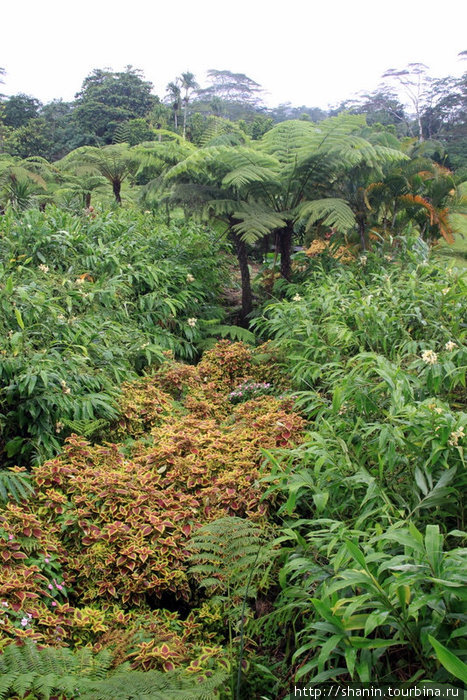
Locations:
0;61;466;170
0;60;466;700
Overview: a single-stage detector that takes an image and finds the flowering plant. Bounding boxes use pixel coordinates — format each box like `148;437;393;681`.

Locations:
229;381;274;404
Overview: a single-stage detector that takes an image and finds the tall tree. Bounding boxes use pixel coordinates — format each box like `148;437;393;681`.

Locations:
164;144;273;319
195;70;264;121
165;80;181;131
2;94;42;128
180;72;199;139
383;63;431;142
336;86;407;134
74;66;156;144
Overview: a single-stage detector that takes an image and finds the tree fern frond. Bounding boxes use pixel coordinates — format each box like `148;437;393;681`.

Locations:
231;204;287;244
300;198;357;233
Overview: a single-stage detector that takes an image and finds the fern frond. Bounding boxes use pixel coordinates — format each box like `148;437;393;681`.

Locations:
79;668;228;700
62;417;109;438
198;321;256;345
231;204;287;244
188;516;273;600
299;198;357;233
0;642;224;700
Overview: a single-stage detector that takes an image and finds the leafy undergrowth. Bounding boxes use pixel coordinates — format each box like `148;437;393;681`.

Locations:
250;250;467;693
0;341;303;690
0;207;245;467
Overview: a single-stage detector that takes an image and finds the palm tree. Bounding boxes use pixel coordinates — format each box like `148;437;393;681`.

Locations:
180;72;199;139
166;81;181;132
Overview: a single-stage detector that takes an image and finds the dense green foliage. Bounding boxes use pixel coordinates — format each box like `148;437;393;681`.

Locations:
251;245;467;690
1;62;467;698
0;208;232;465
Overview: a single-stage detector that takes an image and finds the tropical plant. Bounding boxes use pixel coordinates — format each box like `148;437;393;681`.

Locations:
0;154;48;211
56;143;141;204
166;80;182;131
180;71;199;139
0;641;227;700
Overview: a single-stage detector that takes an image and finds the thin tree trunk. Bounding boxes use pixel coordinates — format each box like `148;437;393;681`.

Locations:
84;192;91;208
357;215;366;251
112;179;122;205
279;225;294;281
229;229;253;323
183;101;188;139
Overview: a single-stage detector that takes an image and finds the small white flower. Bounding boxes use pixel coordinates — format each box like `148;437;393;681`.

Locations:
442;287;450;295
38;264;49;273
448;427;465;446
20;617;29;627
445;341;456;351
292;293;302;302
186;274;195;283
421;350;438;365
1;601;8;607
75;278;85;285
360;255;367;266
187;317;198;327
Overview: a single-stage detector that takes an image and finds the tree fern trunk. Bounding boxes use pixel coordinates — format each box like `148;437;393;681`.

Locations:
279;225;293;281
112;179;122;205
229;229;253;323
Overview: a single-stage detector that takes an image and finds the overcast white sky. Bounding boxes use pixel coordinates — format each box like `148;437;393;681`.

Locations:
2;0;467;110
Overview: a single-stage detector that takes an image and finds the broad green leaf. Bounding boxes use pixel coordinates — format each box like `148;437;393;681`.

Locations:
428;635;467;683
14;307;25;330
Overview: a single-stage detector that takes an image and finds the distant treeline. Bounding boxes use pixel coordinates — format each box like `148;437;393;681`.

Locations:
0;63;466;172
